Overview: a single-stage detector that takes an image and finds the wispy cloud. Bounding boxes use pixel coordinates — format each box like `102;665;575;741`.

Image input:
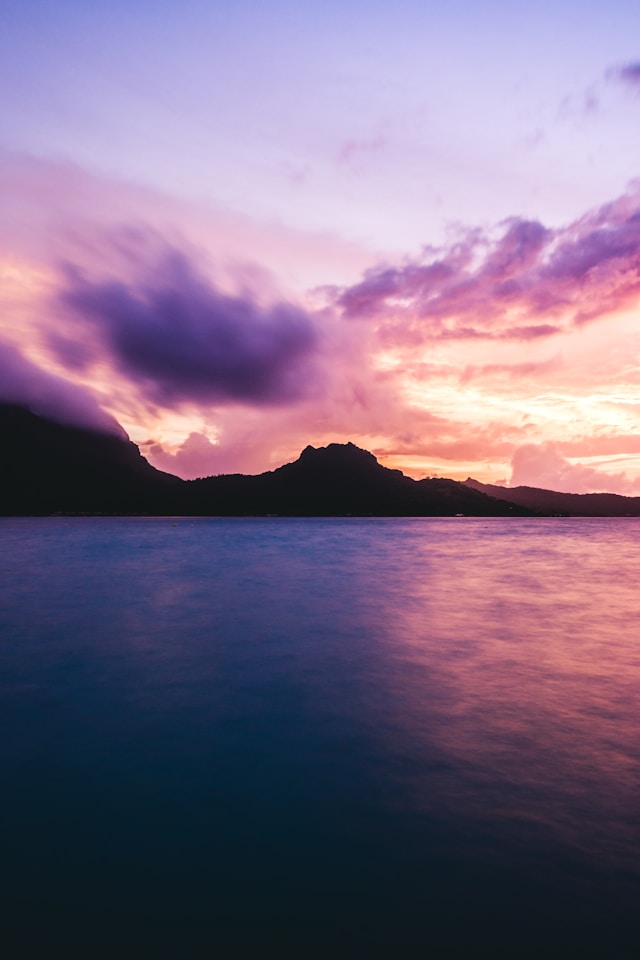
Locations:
337;135;386;171
458;356;562;385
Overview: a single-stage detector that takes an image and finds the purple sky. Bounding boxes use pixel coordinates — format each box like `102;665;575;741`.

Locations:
2;0;640;491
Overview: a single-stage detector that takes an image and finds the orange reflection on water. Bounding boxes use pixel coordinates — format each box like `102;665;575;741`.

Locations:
366;518;640;872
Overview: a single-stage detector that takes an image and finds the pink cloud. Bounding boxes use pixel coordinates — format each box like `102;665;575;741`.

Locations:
142;432;222;479
510;443;640;495
335;189;640;345
459;356;562;385
337;135;386;170
558;434;640;458
376;418;533;467
0;149;380;296
141;421;298;479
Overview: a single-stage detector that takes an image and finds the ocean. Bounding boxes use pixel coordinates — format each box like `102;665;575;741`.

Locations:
1;517;639;958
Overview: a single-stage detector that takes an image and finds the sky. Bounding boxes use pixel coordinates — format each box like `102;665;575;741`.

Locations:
2;0;640;492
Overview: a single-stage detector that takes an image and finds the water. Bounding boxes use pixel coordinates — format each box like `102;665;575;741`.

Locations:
1;517;639;958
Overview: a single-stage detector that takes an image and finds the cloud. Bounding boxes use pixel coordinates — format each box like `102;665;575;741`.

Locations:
0;149;378;297
510;442;640;495
609;62;640;90
141;418;302;478
56;245;320;408
0;337;123;435
558;89;599;121
3;151;640;488
459;356;562;385
334;189;640;345
337;136;386;171
142;432;221;479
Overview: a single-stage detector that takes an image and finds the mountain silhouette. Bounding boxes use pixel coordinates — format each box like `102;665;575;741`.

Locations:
464;477;640;517
0;402;180;515
4;401;636;516
183;441;528;516
0;403;526;516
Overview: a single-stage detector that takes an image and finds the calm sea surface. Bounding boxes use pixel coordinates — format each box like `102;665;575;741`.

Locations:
1;517;639;958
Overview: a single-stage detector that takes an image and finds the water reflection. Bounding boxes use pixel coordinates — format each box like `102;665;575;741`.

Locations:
1;517;639;958
368;521;640;874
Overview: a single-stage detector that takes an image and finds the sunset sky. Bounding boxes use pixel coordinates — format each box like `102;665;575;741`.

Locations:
2;0;640;492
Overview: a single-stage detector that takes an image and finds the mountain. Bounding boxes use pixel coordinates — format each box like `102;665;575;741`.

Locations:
0;402;181;515
10;400;639;517
0;403;528;516
464;477;640;517
182;442;529;516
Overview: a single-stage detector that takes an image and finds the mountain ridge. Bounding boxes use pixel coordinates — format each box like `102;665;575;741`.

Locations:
2;401;638;516
464;477;640;517
0;403;525;516
183;439;526;516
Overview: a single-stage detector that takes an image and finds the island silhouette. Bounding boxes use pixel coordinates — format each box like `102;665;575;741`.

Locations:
2;402;639;516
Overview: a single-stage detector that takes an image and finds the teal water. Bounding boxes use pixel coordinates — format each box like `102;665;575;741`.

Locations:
1;517;639;958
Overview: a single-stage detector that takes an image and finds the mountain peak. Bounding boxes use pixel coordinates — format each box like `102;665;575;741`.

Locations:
299;441;377;461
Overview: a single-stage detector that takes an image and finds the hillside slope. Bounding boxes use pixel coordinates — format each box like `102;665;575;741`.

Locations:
464;477;640;516
0;402;181;514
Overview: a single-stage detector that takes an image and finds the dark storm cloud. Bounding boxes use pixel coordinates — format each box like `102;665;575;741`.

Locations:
58;249;319;407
